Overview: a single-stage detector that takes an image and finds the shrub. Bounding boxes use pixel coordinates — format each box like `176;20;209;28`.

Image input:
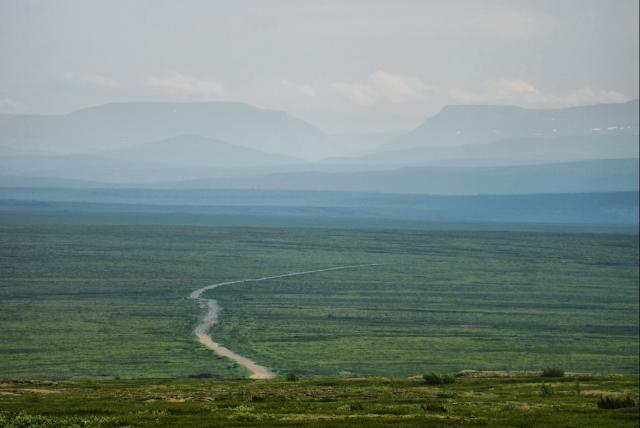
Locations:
336;402;365;412
436;391;457;399
423;372;456;385
441;374;456;384
541;368;565;378
189;373;213;378
421;402;448;413
597;395;636;409
285;373;299;381
350;402;364;411
423;372;440;384
8;413;53;428
540;383;554;397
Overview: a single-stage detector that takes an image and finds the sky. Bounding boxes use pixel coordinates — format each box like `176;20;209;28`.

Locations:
1;0;638;133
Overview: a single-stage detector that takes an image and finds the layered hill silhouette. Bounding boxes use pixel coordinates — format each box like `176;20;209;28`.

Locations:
0;101;328;160
323;134;639;168
165;158;639;195
0;99;637;193
390;100;639;149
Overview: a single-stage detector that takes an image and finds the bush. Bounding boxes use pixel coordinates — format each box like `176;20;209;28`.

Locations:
423;372;456;385
541;368;565;378
285;373;299;381
189;373;213;378
597;395;636;409
540;383;554;397
8;413;53;428
436;391;457;399
441;374;456;384
423;372;440;384
350;402;364;411
421;402;448;413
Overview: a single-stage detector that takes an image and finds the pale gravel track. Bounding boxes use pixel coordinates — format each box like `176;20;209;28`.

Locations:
188;264;380;379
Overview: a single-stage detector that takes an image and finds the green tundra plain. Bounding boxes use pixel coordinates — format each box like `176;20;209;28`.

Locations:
1;223;638;378
0;220;638;426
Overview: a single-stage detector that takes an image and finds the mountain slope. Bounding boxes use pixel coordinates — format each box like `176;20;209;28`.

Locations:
105;134;300;168
390;100;639;149
0;101;329;160
323;134;639;168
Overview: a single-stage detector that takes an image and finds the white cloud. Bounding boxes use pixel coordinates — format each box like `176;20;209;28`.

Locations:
331;71;438;106
484;79;540;100
143;71;225;100
279;80;318;98
65;73;123;89
545;87;632;107
321;73;631;130
0;98;24;114
80;74;122;88
296;84;317;98
451;79;631;108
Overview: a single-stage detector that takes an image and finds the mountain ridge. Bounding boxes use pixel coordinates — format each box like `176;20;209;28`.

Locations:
0;101;329;160
162;158;639;195
389;99;639;149
103;134;301;168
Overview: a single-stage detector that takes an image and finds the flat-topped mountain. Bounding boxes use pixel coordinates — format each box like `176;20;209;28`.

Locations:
390;100;639;149
0;101;328;160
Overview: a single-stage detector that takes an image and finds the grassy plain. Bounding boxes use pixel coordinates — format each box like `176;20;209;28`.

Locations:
0;375;638;427
210;230;639;376
0;222;637;379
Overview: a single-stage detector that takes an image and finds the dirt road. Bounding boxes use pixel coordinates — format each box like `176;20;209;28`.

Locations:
188;264;379;379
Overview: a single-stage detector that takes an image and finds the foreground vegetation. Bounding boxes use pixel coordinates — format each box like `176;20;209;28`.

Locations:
0;374;637;427
0;223;638;379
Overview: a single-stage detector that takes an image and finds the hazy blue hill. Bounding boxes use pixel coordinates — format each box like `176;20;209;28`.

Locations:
0;153;304;185
172;158;639;195
0;187;636;227
0;152;210;184
1;100;637;186
325;130;403;156
324;134;639;168
391;100;639;149
105;134;300;168
0;101;328;160
0;134;305;184
0;176;112;188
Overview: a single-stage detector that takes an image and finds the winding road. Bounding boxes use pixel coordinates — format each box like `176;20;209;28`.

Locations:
188;264;380;379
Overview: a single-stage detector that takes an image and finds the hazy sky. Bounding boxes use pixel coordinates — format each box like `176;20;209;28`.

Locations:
1;0;638;132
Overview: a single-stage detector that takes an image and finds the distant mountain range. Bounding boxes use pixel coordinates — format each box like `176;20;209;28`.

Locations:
390;100;639;149
0;134;302;184
5;158;634;196
104;134;299;168
163;158;638;195
0;99;637;194
324;134;639;168
0;101;328;160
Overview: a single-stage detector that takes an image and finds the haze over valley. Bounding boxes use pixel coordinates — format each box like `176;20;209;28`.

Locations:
0;99;637;196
